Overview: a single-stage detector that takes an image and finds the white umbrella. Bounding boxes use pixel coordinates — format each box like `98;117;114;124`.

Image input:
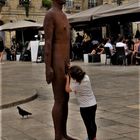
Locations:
0;20;42;31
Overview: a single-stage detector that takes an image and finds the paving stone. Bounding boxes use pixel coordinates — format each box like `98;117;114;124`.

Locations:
96;129;121;140
122;131;139;140
101;124;138;134
110;137;134;140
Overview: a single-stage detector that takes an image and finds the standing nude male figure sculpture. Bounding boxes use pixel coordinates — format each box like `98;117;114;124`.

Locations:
43;0;78;140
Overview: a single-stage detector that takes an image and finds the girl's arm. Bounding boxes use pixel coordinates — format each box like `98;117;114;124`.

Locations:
65;75;72;93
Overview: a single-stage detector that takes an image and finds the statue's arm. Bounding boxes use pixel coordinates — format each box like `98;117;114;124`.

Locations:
43;12;54;84
65;27;71;74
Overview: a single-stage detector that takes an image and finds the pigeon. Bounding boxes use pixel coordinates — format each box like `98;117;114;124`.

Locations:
17;106;32;118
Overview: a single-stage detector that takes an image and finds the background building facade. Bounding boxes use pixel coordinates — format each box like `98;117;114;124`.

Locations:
0;0;138;48
0;0;46;24
0;0;132;24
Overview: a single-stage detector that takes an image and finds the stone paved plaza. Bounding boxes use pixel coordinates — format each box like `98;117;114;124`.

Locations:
0;61;140;140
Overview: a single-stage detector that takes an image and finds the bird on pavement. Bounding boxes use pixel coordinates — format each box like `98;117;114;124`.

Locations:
17;106;32;118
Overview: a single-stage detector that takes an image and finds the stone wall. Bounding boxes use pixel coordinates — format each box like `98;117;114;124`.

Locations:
0;0;46;48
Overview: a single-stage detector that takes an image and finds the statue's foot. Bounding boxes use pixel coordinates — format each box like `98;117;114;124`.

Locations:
64;135;79;140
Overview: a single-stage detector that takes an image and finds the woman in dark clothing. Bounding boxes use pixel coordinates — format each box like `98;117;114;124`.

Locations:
0;36;4;63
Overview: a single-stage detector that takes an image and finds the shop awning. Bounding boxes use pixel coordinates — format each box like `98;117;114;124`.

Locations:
94;0;140;19
68;4;117;23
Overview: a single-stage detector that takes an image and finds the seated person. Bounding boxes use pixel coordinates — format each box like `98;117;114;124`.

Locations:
5;48;12;61
75;32;83;44
91;42;104;55
104;37;116;64
132;37;140;64
104;38;114;55
10;45;16;61
116;36;132;65
126;35;134;51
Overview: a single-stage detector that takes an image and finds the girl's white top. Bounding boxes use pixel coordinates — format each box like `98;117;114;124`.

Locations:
71;74;96;108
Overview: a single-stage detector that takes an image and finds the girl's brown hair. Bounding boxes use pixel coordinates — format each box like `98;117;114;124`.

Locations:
69;65;86;83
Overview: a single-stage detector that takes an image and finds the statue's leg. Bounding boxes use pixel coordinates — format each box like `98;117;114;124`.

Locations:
52;64;79;140
52;100;64;140
52;75;67;140
62;94;79;140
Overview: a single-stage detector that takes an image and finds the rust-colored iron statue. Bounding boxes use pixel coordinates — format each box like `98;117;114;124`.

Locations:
43;0;78;140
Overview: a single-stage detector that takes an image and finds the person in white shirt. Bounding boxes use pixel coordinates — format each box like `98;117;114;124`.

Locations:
116;36;132;65
65;65;97;140
104;37;117;64
116;36;128;54
104;38;114;55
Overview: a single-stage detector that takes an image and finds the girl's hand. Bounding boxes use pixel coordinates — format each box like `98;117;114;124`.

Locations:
65;74;70;80
65;74;72;93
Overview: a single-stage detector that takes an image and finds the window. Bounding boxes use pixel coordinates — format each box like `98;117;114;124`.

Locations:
65;0;74;9
75;4;81;10
19;0;22;5
88;0;96;8
112;0;124;5
19;0;31;6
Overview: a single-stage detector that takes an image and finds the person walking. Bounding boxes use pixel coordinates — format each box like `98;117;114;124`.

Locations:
43;0;78;140
65;65;97;140
0;36;4;63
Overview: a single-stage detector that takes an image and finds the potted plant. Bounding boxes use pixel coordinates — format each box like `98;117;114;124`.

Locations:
42;0;52;9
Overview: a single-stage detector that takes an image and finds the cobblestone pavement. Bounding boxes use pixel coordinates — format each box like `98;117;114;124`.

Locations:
0;61;139;140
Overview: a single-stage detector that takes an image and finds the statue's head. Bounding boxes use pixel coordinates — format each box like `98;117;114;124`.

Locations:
53;0;66;5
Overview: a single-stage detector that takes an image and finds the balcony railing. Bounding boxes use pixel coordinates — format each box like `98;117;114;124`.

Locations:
112;0;123;5
19;0;31;6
